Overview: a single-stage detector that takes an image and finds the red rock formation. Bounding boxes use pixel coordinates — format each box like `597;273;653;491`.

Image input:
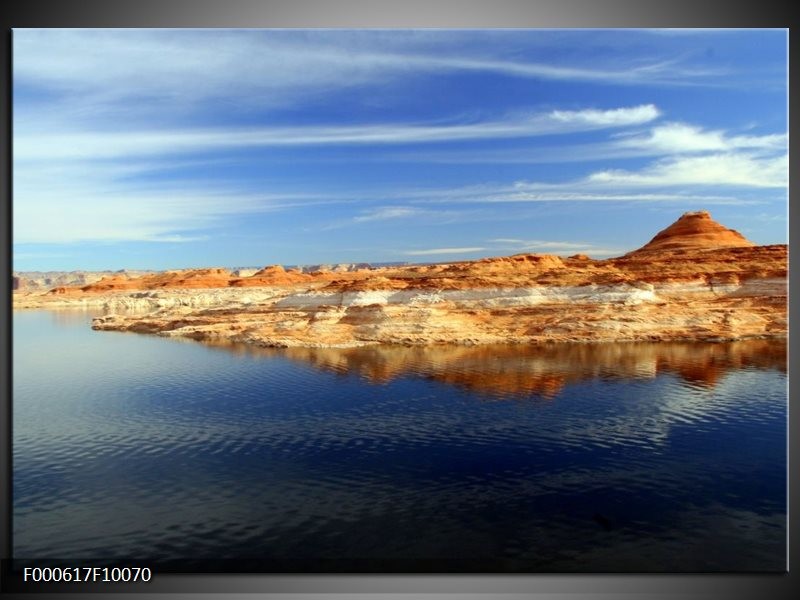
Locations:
64;212;778;298
17;211;788;348
230;264;313;287
148;268;233;289
81;275;145;292
629;210;754;254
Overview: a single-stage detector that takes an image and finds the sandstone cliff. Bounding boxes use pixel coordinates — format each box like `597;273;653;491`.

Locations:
12;269;154;292
627;210;754;254
13;212;787;348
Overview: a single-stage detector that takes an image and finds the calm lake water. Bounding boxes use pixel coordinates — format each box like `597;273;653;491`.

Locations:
12;309;787;572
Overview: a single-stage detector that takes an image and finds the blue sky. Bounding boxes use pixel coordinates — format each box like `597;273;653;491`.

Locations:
13;29;787;271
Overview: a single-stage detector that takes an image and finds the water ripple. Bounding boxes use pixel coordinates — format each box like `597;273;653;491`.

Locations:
12;310;786;570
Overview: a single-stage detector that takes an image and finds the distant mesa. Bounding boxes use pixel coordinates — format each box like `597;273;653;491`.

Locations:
300;263;373;274
229;264;312;287
13;270;148;292
629;210;754;255
232;268;259;278
14;209;786;347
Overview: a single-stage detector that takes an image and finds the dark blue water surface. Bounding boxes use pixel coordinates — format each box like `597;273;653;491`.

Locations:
13;309;786;571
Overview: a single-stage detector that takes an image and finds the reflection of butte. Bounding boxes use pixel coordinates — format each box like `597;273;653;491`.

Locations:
15;211;787;350
205;339;787;400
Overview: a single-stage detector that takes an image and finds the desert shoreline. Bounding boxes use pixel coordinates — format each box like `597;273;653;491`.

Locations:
12;213;788;350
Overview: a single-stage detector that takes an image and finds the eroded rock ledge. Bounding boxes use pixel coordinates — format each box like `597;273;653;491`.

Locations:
13;212;788;348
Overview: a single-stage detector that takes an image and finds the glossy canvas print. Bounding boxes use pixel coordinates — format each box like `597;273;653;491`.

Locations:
12;29;787;572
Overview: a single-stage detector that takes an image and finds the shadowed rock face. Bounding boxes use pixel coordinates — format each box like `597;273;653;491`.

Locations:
13;211;787;348
630;211;754;254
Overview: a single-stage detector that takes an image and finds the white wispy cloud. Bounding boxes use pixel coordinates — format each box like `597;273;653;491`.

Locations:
14;187;262;244
13;30;786;254
380;123;786;165
551;105;660;127
13;29;724;126
12;159;334;244
490;238;600;249
403;247;486;256
352;207;423;223
399;183;757;206
12;100;668;246
392;145;786;206
613;123;786;154
19;148;773;245
587;152;787;188
15;104;661;162
473;191;752;204
401;239;625;260
409;56;718;86
488;238;625;258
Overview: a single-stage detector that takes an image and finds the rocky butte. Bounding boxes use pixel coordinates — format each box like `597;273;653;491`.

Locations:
13;211;787;348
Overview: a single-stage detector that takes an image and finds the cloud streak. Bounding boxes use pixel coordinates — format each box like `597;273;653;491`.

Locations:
352;207;425;223
14;147;780;246
12;159;335;244
394;147;787;206
613;123;786;154
403;247;486;256
15;105;661;161
13;29;727;125
379;123;786;165
488;238;625;258
401;239;625;260
11;100;668;246
12;29;787;266
587;153;787;188
400;185;763;206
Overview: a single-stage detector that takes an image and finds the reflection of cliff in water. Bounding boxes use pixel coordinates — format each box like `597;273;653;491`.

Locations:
205;338;787;400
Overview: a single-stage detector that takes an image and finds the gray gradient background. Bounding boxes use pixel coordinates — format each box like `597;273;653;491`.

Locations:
0;1;794;598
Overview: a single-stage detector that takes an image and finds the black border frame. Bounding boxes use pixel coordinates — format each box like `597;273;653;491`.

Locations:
1;1;794;598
